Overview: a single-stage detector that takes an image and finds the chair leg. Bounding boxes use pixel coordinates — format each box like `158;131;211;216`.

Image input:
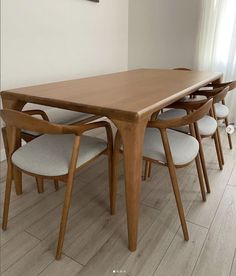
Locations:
216;126;225;165
56;178;74;260
148;162;152;178
108;141;115;215
198;139;211;193
143;161;150;180
160;130;189;240
195;155;206;201
167;163;189;241
111;131;122;215
225;117;233;149
213;133;223;170
2;161;13;230
36;177;44;193
54;180;59;191
13;166;23;195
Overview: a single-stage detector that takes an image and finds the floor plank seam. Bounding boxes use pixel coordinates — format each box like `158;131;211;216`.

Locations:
229;248;236;276
24;200;66;233
190;184;230;276
190;228;210;276
63;252;84;267
1;238;41;274
34;259;55;276
24;229;42;242
152;225;182;276
140;201;162;211
7;188;58;222
40;191;109;252
185;220;209;230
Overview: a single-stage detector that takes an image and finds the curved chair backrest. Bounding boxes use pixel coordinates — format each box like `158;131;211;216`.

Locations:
207;80;236;92
229;80;236;91
212;86;229;104
149;99;213;129
0;109;82;136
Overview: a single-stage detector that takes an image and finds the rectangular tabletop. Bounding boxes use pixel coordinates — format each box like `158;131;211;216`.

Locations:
2;69;222;121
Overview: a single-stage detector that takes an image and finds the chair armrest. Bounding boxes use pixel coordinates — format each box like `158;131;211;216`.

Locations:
148;99;213;129
79;121;113;147
192;87;224;98
206;81;236;90
167;98;208;111
23;110;49;121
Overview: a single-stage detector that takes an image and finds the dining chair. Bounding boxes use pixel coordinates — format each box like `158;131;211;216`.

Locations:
196;80;236;150
145;87;229;187
0;109;113;260
113;99;213;241
1;107;100;195
174;67;236;150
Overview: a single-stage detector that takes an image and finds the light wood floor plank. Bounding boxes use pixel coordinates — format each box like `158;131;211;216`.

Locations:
1;231;40;273
77;204;159;276
64;195;126;265
187;154;236;228
230;249;236;276
118;175;200;276
38;193;110;256
192;186;236;276
26;175;108;240
0;176;87;246
39;254;82;276
228;164;236;187
153;222;207;276
2;242;55;276
142;170;200;211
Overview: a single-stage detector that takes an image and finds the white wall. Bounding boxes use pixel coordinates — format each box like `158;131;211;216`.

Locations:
0;0;128;160
128;0;201;69
1;0;128;90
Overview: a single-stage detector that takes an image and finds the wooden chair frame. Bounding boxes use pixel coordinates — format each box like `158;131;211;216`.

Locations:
113;100;213;241
0;109;113;260
192;86;230;164
146;86;230;181
196;81;236;150
1;109;100;195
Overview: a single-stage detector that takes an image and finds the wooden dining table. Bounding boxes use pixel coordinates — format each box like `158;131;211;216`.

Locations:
1;68;222;252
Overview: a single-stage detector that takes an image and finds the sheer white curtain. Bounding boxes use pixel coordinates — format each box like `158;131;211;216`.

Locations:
195;0;236;124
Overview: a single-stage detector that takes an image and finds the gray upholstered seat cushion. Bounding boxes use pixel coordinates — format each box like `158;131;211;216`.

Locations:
214;103;229;118
44;108;92;124
143;128;199;166
12;134;107;176
158;109;217;136
184;95;229;119
23;108;94;136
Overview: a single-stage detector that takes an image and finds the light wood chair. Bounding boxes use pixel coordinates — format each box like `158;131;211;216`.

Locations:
145;87;229;187
113;99;213;241
1;108;100;195
0;109;113;260
173;68;236;150
196;81;236;150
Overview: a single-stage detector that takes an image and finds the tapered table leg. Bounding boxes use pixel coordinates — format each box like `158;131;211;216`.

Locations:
113;118;148;251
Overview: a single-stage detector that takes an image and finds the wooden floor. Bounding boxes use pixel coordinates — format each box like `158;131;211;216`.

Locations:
0;127;236;276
